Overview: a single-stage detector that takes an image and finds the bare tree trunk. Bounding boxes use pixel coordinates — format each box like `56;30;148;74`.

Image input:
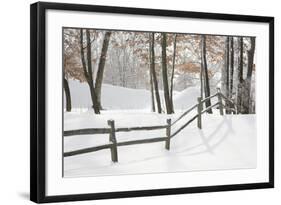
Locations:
244;37;256;113
170;34;177;112
79;29;100;114
95;31;112;110
86;29;101;113
64;77;71;112
149;70;155;112
229;37;234;99
221;38;227;95
236;37;244;114
150;33;162;113
201;35;212;113
149;34;155;112
161;33;173;114
225;36;231;114
80;29;89;81
200;47;204;100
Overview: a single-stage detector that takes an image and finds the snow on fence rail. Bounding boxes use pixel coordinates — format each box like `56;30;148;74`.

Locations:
64;125;168;137
63;89;235;162
64;121;170;159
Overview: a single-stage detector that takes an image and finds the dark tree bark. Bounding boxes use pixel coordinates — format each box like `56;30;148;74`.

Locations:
170;34;177;112
226;37;230;97
238;37;244;83
149;69;156;112
150;33;162;113
225;36;231;114
229;37;234;99
201;35;212;113
64;77;71;112
236;37;244;114
149;34;155;112
221;37;227;95
244;37;256;113
95;31;112;110
200;50;204;99
246;38;256;80
79;29;100;114
161;33;173;114
80;30;89;81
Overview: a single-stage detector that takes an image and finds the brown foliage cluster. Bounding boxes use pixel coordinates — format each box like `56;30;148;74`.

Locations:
63;28;233;85
64;29;85;82
176;62;213;76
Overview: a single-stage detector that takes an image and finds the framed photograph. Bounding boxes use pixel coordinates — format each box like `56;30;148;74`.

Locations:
30;1;274;203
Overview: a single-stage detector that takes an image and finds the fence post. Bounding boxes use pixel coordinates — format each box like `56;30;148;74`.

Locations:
197;97;202;129
165;119;171;150
108;120;118;162
217;88;224;116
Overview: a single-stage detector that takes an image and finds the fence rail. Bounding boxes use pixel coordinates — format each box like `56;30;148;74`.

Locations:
116;125;168;132
171;103;198;126
64;125;168;137
64;128;110;136
64;89;232;162
201;102;220;115
201;93;218;104
171;114;198;138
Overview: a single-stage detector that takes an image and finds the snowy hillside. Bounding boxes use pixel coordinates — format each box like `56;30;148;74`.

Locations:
63;80;256;178
64;80;151;110
173;86;200;110
64;80;203;110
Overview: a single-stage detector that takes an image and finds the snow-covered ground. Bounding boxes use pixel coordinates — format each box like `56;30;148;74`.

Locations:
64;111;256;178
63;81;256;178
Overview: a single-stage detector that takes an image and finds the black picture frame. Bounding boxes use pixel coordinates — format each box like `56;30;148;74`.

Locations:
30;1;274;203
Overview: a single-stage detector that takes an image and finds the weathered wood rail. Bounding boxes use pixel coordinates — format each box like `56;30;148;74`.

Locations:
64;88;236;162
64;122;170;160
64;125;168;137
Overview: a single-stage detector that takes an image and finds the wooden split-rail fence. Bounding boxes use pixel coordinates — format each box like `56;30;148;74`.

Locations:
64;88;237;162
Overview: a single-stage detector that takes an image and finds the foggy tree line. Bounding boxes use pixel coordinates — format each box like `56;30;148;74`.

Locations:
64;28;256;114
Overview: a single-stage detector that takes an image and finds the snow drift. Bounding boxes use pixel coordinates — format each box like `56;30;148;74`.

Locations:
64;113;257;177
64;80;151;110
63;81;256;178
64;79;203;110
